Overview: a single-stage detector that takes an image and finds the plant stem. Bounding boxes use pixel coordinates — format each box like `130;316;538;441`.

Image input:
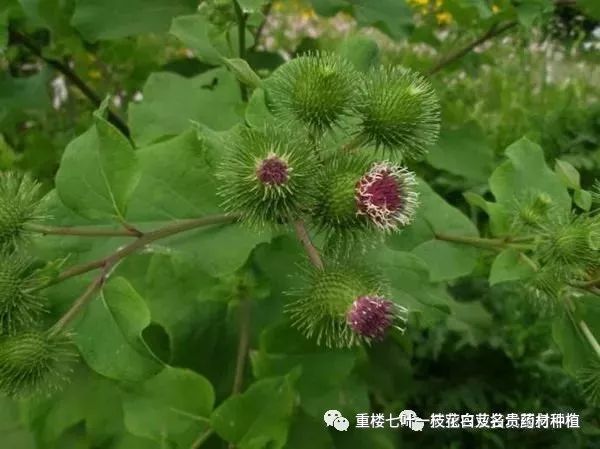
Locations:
293;219;324;270
9;29;130;137
41;214;238;291
250;1;274;51
190;428;215;449
579;320;600;361
46;213;238;333
48;266;109;336
427;20;518;76
25;223;141;238
227;294;252;449
434;232;533;251
231;296;251;396
233;0;249;102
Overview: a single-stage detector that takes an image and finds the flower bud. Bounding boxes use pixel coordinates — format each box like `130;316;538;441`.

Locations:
218;126;318;227
0;172;44;248
264;52;360;133
286;264;407;347
354;66;440;159
539;217;599;270
0;330;75;397
313;157;419;250
511;192;554;231
0;248;46;334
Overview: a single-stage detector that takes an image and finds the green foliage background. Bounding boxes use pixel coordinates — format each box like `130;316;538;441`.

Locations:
1;0;599;448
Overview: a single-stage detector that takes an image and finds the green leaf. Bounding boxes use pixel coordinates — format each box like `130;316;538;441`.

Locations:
515;0;553;27
251;323;366;419
553;296;600;376
55;107;140;220
286;412;334;449
246;88;274;128
309;0;349;17
74;277;163;382
555;159;580;189
237;0;267;13
211;373;298;449
489;248;535;285
412;240;478;282
24;367;124;447
71;0;197;41
170;14;224;65
444;0;492;25
127;129;271;277
368;248;450;326
574;189;592;211
0;70;51;127
337;35;380;72
0;397;36;449
128;69;243;146
391;179;480;281
122;366;214;444
118;253;236;392
349;0;413;39
489;137;571;211
579;0;600;19
221;57;262;88
427;122;495;183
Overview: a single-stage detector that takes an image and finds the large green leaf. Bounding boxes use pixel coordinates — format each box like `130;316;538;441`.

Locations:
348;0;413;38
553;296;600;376
170;14;225;65
489;137;570;211
0;70;51;127
117;252;239;397
71;0;197;41
211;373;298;449
0;397;36;449
122;366;214;445
23;366;123;447
389;179;479;281
427;122;494;184
74;277;163;382
251;323;367;419
55;108;140;220
127;129;271;276
489;248;535;285
128;69;243;146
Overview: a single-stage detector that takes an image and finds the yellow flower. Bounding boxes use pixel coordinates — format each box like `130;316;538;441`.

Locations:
492;4;500;13
88;70;102;80
436;11;452;25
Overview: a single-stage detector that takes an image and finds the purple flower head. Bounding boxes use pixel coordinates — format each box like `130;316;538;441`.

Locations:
256;154;290;186
355;162;418;231
346;295;408;341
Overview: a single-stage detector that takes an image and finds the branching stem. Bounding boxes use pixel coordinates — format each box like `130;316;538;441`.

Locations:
25;223;140;238
293;219;324;269
233;0;249;102
9;29;130;137
44;214;238;330
434;232;534;251
427;21;518;76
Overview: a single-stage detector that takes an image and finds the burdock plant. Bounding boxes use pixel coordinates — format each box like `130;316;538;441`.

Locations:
218;126;319;227
286;263;407;348
0;330;75;397
0;172;44;248
354;66;440;159
0;247;46;335
264;52;360;133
